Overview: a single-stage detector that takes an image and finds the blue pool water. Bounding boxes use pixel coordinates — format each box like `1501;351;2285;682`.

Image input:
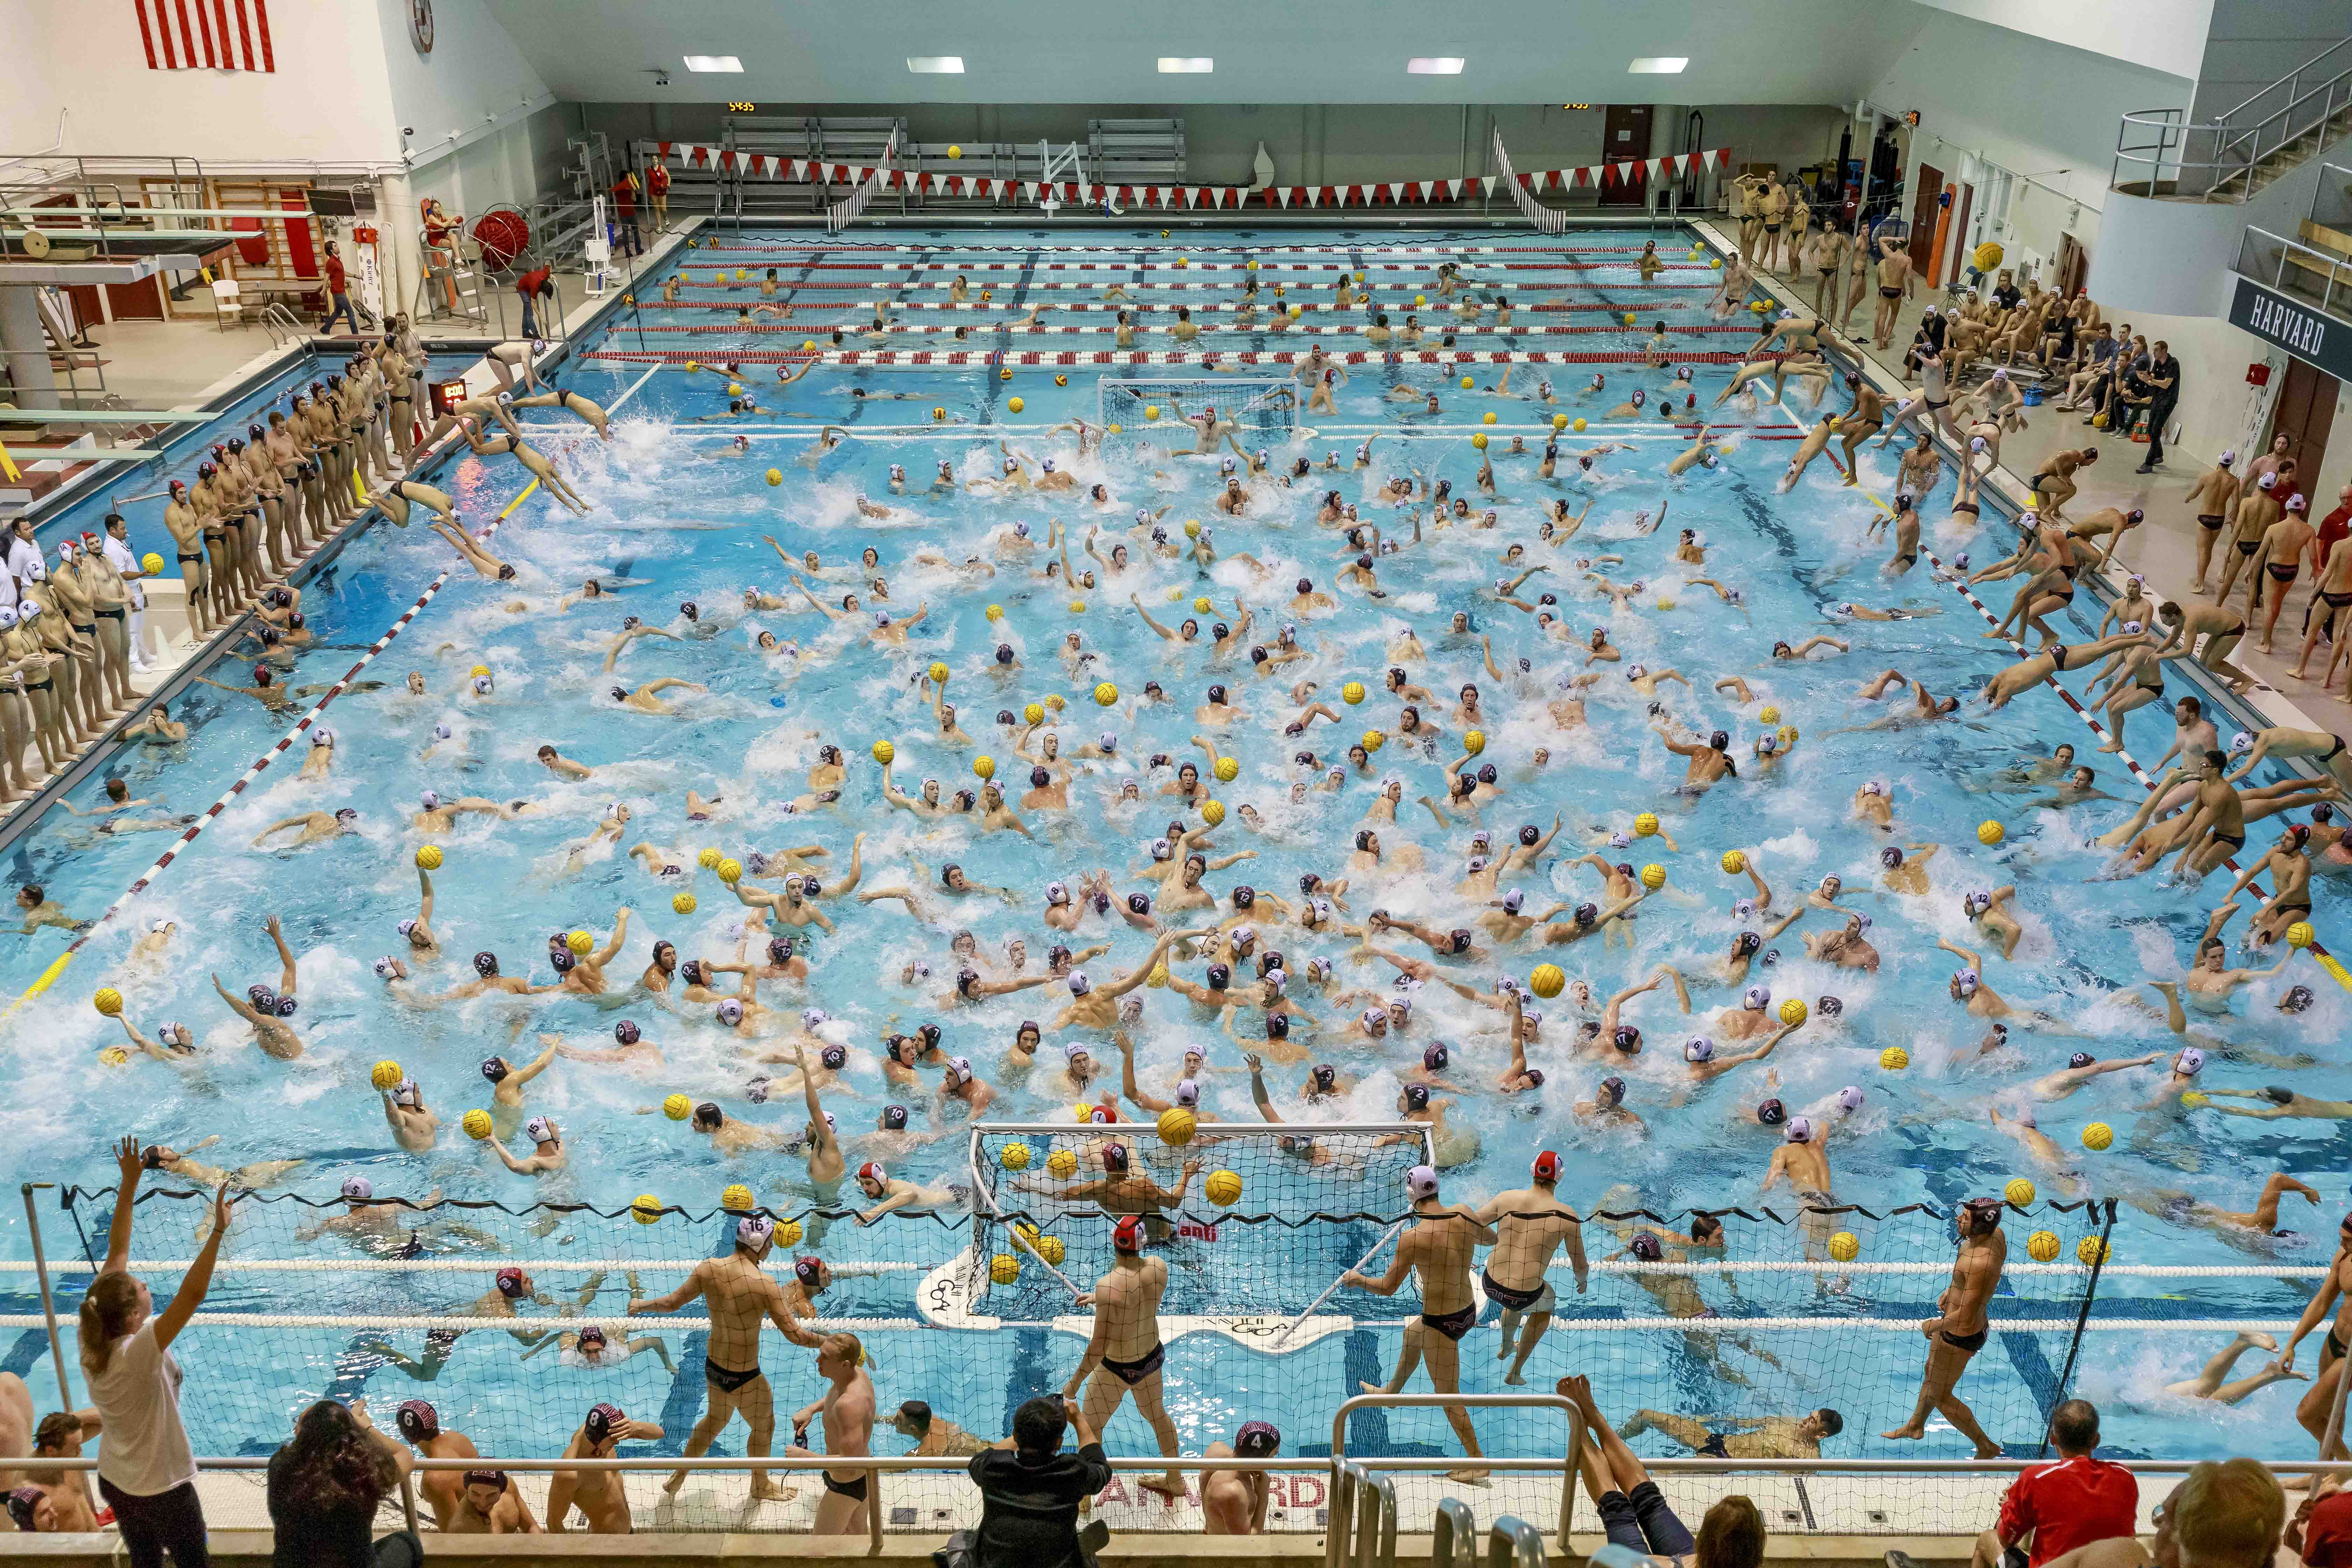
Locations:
2;227;2345;1473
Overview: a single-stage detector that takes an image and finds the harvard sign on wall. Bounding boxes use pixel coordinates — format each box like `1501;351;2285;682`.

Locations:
2228;276;2351;382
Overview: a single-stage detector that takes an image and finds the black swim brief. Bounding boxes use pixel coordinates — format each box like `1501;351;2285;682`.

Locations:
1102;1343;1166;1386
1941;1326;1989;1354
706;1357;764;1394
825;1472;870;1502
1421;1303;1478;1342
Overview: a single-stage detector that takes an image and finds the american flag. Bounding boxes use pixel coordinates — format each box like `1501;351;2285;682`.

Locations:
136;0;275;72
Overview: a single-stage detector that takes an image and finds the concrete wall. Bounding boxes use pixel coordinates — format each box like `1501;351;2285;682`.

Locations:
580;102;1849;189
1907;0;2216;80
2190;0;2352;122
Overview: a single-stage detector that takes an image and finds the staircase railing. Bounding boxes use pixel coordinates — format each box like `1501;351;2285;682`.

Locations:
2113;33;2352;200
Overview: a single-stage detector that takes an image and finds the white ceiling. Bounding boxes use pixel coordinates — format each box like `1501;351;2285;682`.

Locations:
476;0;1945;105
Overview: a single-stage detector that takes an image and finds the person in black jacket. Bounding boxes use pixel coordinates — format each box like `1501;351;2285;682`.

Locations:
265;1397;421;1567
967;1395;1112;1568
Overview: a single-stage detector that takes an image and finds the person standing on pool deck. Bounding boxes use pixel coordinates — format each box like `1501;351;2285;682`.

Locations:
1060;1214;1185;1500
1883;1196;2005;1457
1474;1149;1587;1386
2277;1211;2352;1455
626;1213;822;1501
784;1332;875;1534
1342;1165;1494;1483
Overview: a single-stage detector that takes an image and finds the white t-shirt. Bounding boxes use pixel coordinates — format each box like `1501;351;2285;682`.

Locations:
101;537;147;609
91;1322;196;1496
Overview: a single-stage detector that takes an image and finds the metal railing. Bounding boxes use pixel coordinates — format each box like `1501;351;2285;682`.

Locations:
2235;223;2352;319
1433;1498;1480;1568
1327;1394;1586;1568
1337;1460;1397;1568
2112;33;2352;199
1488;1517;1548;1568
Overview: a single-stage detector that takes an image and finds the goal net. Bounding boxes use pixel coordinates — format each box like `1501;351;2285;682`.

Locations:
936;1120;1433;1335
1098;378;1298;450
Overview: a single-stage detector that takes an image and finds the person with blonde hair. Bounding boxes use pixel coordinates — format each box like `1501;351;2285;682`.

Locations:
82;1136;233;1568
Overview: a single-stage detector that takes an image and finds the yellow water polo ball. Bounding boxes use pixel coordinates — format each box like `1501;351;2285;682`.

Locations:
1055;374;1068;386
664;1093;694;1120
986;603;1004;621
1721;850;1746;874
872;740;895;765
1024;703;1044;724
672;891;697;914
1213;756;1239;782
1165;585;1185;603
1048;1148;1078;1179
1008;396;1024;413
1146;963;1169;988
97;1046;130;1067
802;341;816;351
1353;270;1366;283
1248;259;1259;270
1464;730;1487;756
1750;300;1767;313
721;1183;755;1211
1778;725;1799;746
1828;1231;1860;1262
1633;812;1658;836
1045;693;1067;712
1978;820;2005;846
567;929;594;955
2288;922;2317;949
1552;413;1568;431
1201;800;1227;826
933;407;947;421
2081;1122;2113;1151
1183;518;1201;539
1880;1046;1909;1071
717;859;742;884
449;1109;491;1143
1088;682;1117;708
1779;998;1808;1027
631;1194;664;1225
142;552;164;574
415;845;444;870
929;660;952;684
1145;404;1162;421
2027;1230;2060;1261
1573;417;1587;432
1289;304;1303;317
1362;730;1385;752
765;468;782;486
1206;1169;1244;1205
2005;1178;2036;1207
698;847;722;869
2078;1237;2111;1266
1640;863;1666;889
1472;433;1489;450
1159;1107;1198;1146
92;988;124;1017
1036;1236;1066;1265
1194;596;1214;613
947;144;963;159
989;1254;1021;1284
1342;681;1366;705
1175;256;1188;268
370;1059;403;1089
775;1217;804;1247
2182;1090;2210;1108
973;755;995;779
1070;1102;1094;1123
1758;706;1781;724
727;381;743;396
1459;374;1472;388
1107;422;1122;433
684;360;700;371
1529;963;1567;998
1000;1143;1032;1171
1000;368;1014;382
470;664;490;678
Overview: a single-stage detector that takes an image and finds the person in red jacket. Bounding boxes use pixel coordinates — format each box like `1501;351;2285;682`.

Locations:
609;174;642;258
1976;1401;2136;1568
647;161;671;230
321;241;360;335
516;265;553;338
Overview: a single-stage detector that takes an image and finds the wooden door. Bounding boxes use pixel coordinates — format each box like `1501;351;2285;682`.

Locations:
1600;105;1653;206
1952;184;1976;278
1910;165;1944;286
2268;358;2338;512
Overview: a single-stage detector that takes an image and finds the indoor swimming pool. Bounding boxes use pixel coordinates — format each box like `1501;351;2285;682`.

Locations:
4;226;2347;1477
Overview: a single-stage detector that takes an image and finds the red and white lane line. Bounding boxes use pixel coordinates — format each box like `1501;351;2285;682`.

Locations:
582;348;1746;368
627;297;1718;316
618;320;1759;340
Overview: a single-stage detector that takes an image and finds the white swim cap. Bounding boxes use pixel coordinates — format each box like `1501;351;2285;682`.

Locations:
1836;1086;1865;1111
421;790;441;809
717;998;745;1025
946;1056;974;1084
524;1115;553;1143
1683;1035;1716;1063
309;726;334;748
2175;1046;2206;1074
1785;1115;1815;1142
1956;968;1981;995
1068;972;1091;994
802;1008;831;1028
1406;1165;1440;1199
1610;832;1632;850
433;723;452;740
2123;621;2143;634
342;1177;374;1200
1743;985;1771;1010
2230;732;2254;753
1174;1079;1202;1108
1046;880;1070;904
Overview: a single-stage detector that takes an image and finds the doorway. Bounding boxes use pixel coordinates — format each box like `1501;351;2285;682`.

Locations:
2267;357;2338;512
1600;105;1653;207
2054;233;2088;299
1910;164;1944;286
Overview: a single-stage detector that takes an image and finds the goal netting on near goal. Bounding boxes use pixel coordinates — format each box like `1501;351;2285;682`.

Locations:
1098;378;1298;449
929;1121;1433;1339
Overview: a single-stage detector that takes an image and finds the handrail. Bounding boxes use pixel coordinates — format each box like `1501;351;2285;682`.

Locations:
2215;33;2352;126
2111;31;2352;200
1326;1393;1584;1565
1432;1499;1479;1568
1334;1460;1396;1568
2235;223;2352;321
1488;1518;1548;1568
